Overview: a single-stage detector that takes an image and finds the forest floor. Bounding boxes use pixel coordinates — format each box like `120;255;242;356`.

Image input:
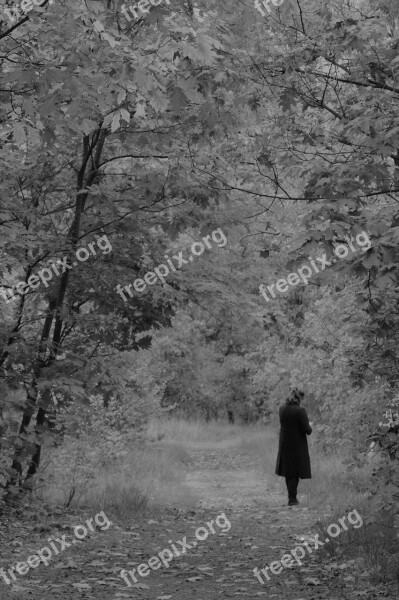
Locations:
0;433;398;600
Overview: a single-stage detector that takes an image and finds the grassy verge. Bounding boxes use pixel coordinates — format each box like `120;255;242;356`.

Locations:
37;432;196;521
300;445;398;586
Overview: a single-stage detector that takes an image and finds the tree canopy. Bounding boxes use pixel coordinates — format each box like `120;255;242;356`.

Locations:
1;0;399;501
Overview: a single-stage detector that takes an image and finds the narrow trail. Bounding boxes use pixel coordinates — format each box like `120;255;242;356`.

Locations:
184;439;277;509
0;436;396;600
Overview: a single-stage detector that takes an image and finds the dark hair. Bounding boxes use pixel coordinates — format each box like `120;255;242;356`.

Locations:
286;388;304;405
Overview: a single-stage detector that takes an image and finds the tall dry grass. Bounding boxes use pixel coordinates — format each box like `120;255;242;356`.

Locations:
38;435;196;521
302;451;399;585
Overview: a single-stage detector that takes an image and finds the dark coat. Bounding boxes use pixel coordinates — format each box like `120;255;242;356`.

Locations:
275;404;312;479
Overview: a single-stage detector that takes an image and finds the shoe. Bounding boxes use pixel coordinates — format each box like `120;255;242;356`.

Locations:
288;499;299;506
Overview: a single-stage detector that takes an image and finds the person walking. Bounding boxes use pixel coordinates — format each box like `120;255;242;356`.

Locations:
275;388;312;506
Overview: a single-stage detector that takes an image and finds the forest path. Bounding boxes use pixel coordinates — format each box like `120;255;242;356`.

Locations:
183;438;280;509
0;434;395;600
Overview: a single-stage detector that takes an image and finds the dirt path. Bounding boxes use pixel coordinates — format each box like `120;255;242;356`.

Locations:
0;437;397;600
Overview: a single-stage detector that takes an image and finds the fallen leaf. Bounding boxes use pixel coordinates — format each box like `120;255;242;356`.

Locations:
54;558;78;569
10;584;31;592
72;583;91;590
304;577;321;585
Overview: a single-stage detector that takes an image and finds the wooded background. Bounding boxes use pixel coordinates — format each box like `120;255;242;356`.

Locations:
1;0;399;512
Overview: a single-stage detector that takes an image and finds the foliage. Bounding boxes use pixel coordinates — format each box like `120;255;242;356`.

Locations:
1;0;399;512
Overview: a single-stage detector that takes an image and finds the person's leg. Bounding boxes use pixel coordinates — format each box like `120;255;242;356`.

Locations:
285;477;293;500
285;477;299;504
292;477;299;501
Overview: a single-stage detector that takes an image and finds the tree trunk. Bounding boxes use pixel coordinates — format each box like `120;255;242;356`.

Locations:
7;126;107;493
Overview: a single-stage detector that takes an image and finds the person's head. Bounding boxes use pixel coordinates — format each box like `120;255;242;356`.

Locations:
286;388;304;405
